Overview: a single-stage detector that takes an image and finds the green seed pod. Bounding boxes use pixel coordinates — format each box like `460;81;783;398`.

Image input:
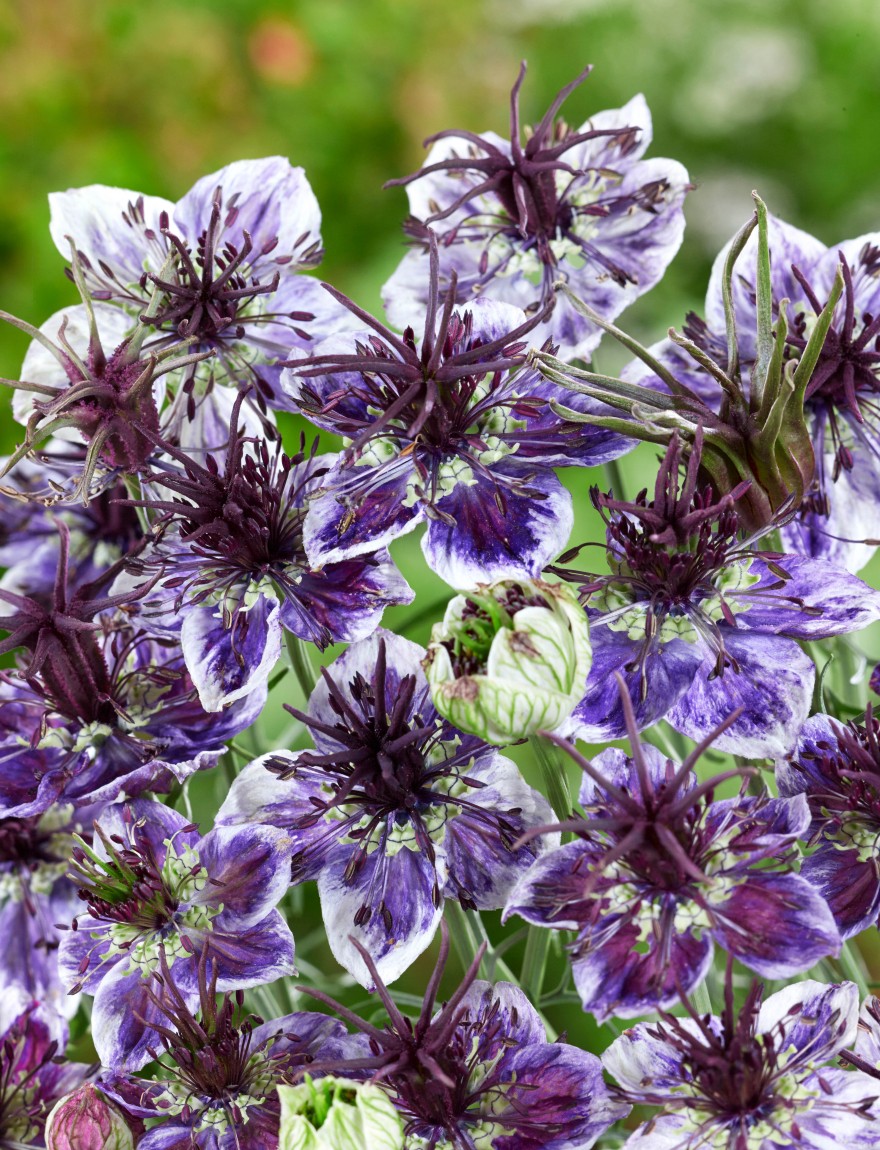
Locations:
277;1077;403;1150
424;577;592;744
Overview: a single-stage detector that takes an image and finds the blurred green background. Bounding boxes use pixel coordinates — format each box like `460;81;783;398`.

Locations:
4;0;880;1084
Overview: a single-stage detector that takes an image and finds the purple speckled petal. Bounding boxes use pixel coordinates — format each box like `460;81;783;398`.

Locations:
735;556;880;638
799;845;880;940
180;594;283;712
199;910;296;992
758;980;859;1065
423;464;574;588
92;961;198;1072
667;630;814;758
195;823;292;930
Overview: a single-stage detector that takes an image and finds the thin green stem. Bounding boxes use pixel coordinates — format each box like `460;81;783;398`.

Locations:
532;735;573;823
691;977;713;1018
521;926;551;1001
123;474;153;535
838;940;872;998
603;458;626;499
285;630;318;702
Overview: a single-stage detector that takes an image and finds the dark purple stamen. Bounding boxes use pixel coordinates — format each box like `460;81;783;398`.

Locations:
387;63;644;292
270;637;522;914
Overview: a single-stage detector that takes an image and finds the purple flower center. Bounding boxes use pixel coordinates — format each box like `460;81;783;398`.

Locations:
388;64;642;285
0;816;61;874
794;707;880;840
276;639;522;908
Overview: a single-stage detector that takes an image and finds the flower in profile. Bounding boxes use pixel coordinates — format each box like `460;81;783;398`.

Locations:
58;798;296;1069
0;1001;91;1148
424;576;591;743
504;688;840;1020
299;925;628;1149
45;1084;135;1150
603;976;880;1149
551;430;880;756
127;390;412;711
217;630;553;987
778;705;880;939
101;948;353;1150
382;63;690;360
1;270;210;502
280;242;630;587
624;212;880;573
49;158;352;411
0;525;263;817
277;1076;403;1150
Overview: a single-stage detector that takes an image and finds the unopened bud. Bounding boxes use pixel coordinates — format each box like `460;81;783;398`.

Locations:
277;1076;403;1150
45;1085;134;1150
424;577;591;744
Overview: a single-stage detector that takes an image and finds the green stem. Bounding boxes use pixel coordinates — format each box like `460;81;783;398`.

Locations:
603;458;626;499
838;940;872;999
123;474;153;535
521;926;551;1001
691;978;713;1018
532;736;573;823
285;631;318;701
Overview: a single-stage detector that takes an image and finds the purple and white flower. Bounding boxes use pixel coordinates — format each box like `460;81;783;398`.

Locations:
603;978;880;1148
625;213;880;572
48;158;352;412
58;798;296;1071
128;392;412;711
0;999;91;1147
102;949;353;1150
281;246;629;586
0;528;263;817
382;64;690;361
504;700;841;1020
778;706;880;939
551;431;880;757
217;630;554;987
301;925;629;1149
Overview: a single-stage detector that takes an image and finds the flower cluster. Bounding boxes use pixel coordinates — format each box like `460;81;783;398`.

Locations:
3;59;880;1150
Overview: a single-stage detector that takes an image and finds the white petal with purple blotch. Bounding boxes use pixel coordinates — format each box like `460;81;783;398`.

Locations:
180;595;283;712
737;556;880;638
195;823;292;930
758;980;859;1067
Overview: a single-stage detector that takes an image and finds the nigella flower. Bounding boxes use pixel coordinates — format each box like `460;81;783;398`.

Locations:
102;948;353;1150
603;977;880;1149
49;157;353;410
216;630;554;986
299;925;629;1149
550;430;880;756
2;274;211;501
625;212;880;573
777;705;880;939
281;244;629;586
58;798;296;1071
0;527;263;817
503;692;840;1020
0;802;99;1024
127;391;412;711
0;1000;91;1147
382;63;690;360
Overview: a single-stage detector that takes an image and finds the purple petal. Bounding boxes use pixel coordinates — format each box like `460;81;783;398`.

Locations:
422;464;573;587
799;845;880;940
737;556;880;639
201;910;296;992
196;824;292;929
92;962;197;1071
757;980;859;1065
180;595;283;712
666;631;813;757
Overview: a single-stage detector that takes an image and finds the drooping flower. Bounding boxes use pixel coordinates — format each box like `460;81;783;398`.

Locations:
101;948;353;1150
623;212;880;572
49;158;353;413
550;430;880;756
280;243;630;587
777;706;880;939
504;692;840;1020
423;576;591;743
216;630;554;987
299;925;629;1149
58;798;296;1070
0;526;263;817
0;1000;91;1148
126;391;412;711
382;63;690;361
603;977;880;1149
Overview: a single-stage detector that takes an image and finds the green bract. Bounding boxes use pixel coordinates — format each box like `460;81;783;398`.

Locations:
277;1077;403;1150
424;577;592;744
